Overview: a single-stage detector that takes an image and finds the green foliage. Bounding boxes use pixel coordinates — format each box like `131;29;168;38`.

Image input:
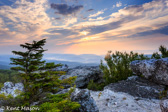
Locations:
159;45;168;58
88;45;168;91
159;90;167;99
14;89;22;96
0;93;22;107
87;80;105;91
34;87;80;112
37;93;80;112
151;45;168;59
87;51;148;91
100;51;148;85
0;69;21;83
151;52;161;59
159;86;168;99
0;83;3;90
1;39;80;112
0;93;6;100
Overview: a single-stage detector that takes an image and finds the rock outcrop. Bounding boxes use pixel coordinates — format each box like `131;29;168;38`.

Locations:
90;89;161;112
68;76;166;112
130;58;168;85
60;66;103;88
104;76;166;99
160;99;168;112
71;88;99;112
1;64;167;112
0;82;23;97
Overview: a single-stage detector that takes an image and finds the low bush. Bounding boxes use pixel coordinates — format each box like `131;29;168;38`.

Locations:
100;51;148;85
87;80;105;91
88;45;168;91
88;51;148;91
151;45;168;59
36;87;80;112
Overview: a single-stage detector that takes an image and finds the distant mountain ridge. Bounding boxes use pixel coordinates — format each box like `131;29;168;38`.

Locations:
43;53;104;63
0;54;103;69
0;54;153;70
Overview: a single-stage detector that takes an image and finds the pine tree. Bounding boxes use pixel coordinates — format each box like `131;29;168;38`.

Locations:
9;39;79;111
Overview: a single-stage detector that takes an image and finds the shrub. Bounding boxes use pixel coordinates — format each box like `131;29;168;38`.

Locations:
36;87;80;112
87;80;105;91
151;45;168;59
87;51;148;91
100;51;148;85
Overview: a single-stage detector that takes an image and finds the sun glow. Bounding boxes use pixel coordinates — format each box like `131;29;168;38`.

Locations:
80;31;89;35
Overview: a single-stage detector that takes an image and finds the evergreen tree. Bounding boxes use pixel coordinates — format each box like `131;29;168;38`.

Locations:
9;39;79;111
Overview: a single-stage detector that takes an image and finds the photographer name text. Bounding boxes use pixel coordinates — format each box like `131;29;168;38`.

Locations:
0;106;39;111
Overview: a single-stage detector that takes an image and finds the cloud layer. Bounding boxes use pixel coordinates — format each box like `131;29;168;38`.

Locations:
0;0;168;55
0;0;51;45
51;3;83;16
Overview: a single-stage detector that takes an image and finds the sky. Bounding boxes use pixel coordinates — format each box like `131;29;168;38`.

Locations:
0;0;168;55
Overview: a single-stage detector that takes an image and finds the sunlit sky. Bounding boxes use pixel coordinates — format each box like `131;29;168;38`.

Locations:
0;0;168;55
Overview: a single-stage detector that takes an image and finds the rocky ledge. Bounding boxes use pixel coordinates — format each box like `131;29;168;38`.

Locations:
60;66;103;88
90;89;161;112
104;76;166;99
1;76;167;112
130;58;168;85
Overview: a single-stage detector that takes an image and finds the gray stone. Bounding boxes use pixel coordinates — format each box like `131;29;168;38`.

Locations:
90;89;161;112
130;58;168;85
0;82;23;97
104;76;166;99
0;108;4;112
60;66;103;88
160;99;168;112
71;88;99;112
56;88;69;94
55;64;69;71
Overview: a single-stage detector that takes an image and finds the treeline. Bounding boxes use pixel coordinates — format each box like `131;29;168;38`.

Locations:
0;69;21;83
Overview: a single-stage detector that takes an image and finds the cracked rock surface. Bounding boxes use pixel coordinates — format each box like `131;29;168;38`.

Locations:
130;58;168;85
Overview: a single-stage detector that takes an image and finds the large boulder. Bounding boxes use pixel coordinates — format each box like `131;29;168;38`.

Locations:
104;76;166;99
56;88;99;112
60;66;103;88
0;82;23;97
71;88;99;112
130;58;168;85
